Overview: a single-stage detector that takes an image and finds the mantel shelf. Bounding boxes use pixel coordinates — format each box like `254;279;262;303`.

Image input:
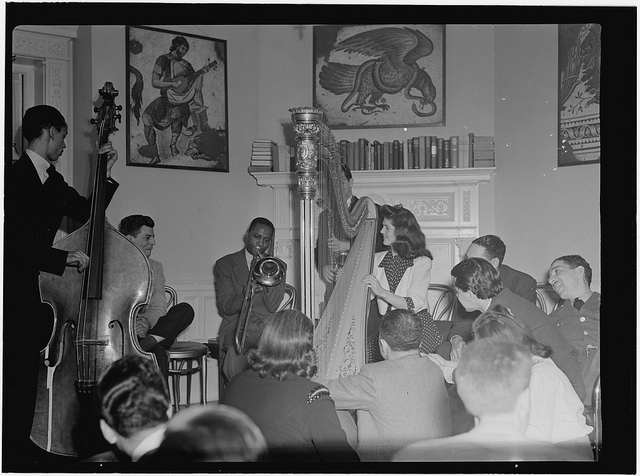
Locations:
250;167;496;188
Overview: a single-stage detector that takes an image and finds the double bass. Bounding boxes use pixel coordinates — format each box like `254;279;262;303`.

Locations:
31;83;155;457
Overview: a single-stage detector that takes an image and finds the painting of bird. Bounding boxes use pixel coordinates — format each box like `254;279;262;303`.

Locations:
315;25;444;128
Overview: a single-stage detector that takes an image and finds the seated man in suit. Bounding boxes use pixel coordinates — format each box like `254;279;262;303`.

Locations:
449;257;585;401
394;339;591;462
446;234;537;361
85;355;171;463
214;217;286;386
319;309;451;461
119;215;195;381
548;255;600;406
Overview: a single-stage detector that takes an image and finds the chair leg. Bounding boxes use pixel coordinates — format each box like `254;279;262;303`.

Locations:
186;360;193;408
171;370;180;414
200;355;207;406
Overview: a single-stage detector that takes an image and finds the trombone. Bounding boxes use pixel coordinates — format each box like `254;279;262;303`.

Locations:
234;252;286;354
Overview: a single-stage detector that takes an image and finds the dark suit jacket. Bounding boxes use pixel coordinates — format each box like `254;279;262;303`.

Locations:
6;153;118;280
5;153;118;331
490;287;586;401
213;249;285;348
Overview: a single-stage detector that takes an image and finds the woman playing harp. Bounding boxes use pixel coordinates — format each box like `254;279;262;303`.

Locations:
362;204;443;362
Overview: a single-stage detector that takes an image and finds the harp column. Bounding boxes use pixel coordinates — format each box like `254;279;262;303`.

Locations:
290;107;322;321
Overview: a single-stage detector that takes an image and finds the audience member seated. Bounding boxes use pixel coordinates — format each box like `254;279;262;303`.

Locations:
152;405;267;462
449;257;585;401
548;255;600;407
362;204;442;362
84;355;171;463
221;309;359;462
318;309;451;461
444;235;538;359
393;339;592;462
473;306;594;460
119;215;195;381
214;217;286;386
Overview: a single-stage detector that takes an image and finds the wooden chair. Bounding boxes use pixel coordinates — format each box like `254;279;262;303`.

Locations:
277;283;297;312
534;282;562;314
428;283;457;321
428;283;457;341
165;285;208;413
592;373;602;461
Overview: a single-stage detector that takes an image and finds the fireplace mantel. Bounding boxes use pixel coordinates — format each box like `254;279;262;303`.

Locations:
250;167;496;288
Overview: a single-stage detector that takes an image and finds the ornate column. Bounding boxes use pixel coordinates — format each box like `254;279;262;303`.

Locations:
289;107;323;320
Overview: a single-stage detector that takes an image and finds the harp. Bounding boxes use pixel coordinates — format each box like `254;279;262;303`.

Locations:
291;107;378;380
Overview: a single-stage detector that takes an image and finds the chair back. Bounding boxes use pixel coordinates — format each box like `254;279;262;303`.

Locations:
592;373;601;461
165;284;178;310
535;282;561;314
428;284;457;321
277;284;297;312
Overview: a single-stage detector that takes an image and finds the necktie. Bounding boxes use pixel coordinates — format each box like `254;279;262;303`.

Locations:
573;298;584;310
46;166;55;182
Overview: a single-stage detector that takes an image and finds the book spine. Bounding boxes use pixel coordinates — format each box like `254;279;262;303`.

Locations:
412;137;420;169
418;136;427;169
430;136;438;168
383;142;391;170
468;133;474;168
406;139;413;169
436;138;444;168
392;140;400;170
399;141;405;170
424;136;432;169
443;139;451;168
366;143;374;170
450;136;459;168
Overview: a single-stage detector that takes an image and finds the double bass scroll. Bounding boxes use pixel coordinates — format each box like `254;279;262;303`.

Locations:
31;83;154;457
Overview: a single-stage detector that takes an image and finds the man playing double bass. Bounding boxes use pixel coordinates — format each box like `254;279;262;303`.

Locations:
4;105;119;468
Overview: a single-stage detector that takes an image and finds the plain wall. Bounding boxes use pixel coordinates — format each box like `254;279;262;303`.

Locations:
494;25;600;285
68;23;599;331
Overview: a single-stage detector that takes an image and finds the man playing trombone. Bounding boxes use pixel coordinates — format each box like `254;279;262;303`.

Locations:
214;217;286;387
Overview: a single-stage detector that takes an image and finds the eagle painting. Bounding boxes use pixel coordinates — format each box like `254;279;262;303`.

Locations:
316;26;443;127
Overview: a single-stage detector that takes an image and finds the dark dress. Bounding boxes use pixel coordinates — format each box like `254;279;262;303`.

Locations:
222;369;360;462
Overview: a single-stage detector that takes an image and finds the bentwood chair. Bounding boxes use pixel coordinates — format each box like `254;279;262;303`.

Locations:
534;282;562;314
165;285;208;413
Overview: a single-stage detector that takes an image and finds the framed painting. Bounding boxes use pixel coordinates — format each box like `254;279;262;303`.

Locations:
313;24;445;129
126;26;228;172
557;23;601;167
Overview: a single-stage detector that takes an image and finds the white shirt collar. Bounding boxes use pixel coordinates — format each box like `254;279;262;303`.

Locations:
130;426;166;462
26;149;52;184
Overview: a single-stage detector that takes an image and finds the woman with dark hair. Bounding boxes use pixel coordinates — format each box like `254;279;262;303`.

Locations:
473;306;594;460
448;257;585;403
221;309;359;463
362;204;442;359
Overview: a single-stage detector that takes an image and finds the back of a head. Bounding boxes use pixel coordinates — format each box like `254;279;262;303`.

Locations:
455;339;531;418
473;305;552;358
379;309;421;352
451;257;503;299
22;104;67;142
472;235;506;265
155;405;267;462
248;309;316;380
95;355;170;438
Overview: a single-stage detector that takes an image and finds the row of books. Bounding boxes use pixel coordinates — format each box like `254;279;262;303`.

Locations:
248;140;296;172
338;134;495;171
